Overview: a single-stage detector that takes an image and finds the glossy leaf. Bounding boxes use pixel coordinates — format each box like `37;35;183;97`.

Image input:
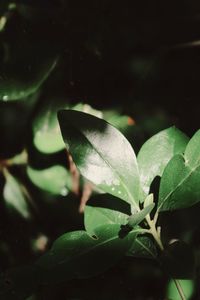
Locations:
127;235;157;259
58;110;141;211
3;170;31;219
158;129;200;211
27;165;72;195
137;127;189;198
36;224;139;284
84;205;128;236
127;203;155;227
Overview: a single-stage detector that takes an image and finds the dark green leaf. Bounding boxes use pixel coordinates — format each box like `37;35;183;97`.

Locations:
3;170;31;219
84;205;128;236
0;57;57;102
137;127;189;199
127;235;158;259
36;224;139;284
27;165;72;195
58;110;141;212
158;129;200;210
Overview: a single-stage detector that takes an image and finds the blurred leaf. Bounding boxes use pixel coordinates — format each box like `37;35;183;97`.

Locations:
158;129;200;210
127;235;158;259
3;170;31;219
105;112;135;133
84;205;128;236
58;110;141;212
33;102;103;154
167;279;194;300
32;101;66;154
36;224;140;284
27;165;72;195
0;57;57;101
137;127;189;198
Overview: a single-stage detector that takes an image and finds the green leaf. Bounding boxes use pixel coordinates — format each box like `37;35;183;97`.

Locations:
127;235;158;259
127;203;155;227
36;224;139;284
33;101;66;154
144;193;154;207
137;127;189;199
167;279;194;300
158;129;200;211
27;165;72;195
0;56;57;102
84;205;128;236
3;170;31;219
33;102;102;154
58;110;141;212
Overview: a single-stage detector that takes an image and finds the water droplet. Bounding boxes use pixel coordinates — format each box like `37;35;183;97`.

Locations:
61;187;68;196
2;95;8;101
111;187;115;191
118;190;122;195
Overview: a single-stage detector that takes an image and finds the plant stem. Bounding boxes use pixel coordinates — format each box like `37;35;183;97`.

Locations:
145;213;186;300
173;279;186;300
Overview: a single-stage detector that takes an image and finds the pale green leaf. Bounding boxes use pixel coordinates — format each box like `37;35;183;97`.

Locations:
167;279;194;300
3;170;31;219
84;205;128;236
27;165;72;195
137;127;189;199
158;129;200;210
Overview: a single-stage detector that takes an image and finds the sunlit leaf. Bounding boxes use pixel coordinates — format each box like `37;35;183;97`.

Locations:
58;110;141;212
27;165;72;195
36;224;140;283
137;127;189;199
3;170;31;219
158;129;200;210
